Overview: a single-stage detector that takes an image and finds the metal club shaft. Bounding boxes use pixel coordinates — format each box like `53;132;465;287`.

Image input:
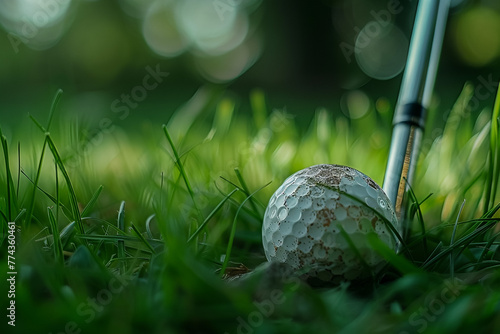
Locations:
383;0;450;226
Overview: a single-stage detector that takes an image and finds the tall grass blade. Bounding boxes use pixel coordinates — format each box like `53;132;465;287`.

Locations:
47;89;63;131
335;187;412;261
339;227;371;273
423;241;443;264
75;234;164;250
220;181;271;277
14;209;25;224
45;135;84;235
16;143;20;198
488;83;500;210
450;200;466;279
29;114;47;133
81;185;104;217
21;169;72;219
162;124;202;222
59;222;76;249
187;188;238;244
145;214;155;239
48;207;64;265
484;83;500;212
26;90;63;227
130;223;155;254
25;136;48;227
476;232;499;270
0;128;19;222
367;233;423;275
406;181;429;255
463;203;500;235
423;219;499;270
218;176;263;222
117;201;126;273
234;168;261;217
55;162;60;253
0;209;7;223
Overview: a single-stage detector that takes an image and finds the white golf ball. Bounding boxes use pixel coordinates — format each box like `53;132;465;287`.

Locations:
262;164;400;282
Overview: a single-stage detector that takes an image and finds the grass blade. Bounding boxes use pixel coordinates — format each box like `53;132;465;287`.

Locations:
24;137;49;227
407;181;429;255
333;186;413;261
491;83;500;205
422;219;499;270
117;201;126;273
484;82;500;212
59;221;76;249
21;169;72;219
187;188;238;244
130;223;155;254
339;227;371;273
45;134;84;235
423;241;444;264
367;233;423;275
234;168;261;216
75;234;163;250
218;177;263;222
0;209;7;222
25;90;63;227
47;89;63;131
220;181;271;277
16;142;20;199
162;124;202;222
81;185;104;217
0;128;18;221
48;207;64;265
450;200;466;279
476;232;500;270
29;114;47;133
163;124;195;197
145;214;155;239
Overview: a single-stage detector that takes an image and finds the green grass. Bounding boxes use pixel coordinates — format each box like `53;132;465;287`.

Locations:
1;84;499;334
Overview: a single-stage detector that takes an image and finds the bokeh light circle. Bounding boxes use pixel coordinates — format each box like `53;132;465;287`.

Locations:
355;22;408;80
194;37;261;83
142;1;188;58
452;7;500;67
0;0;72;50
176;0;248;56
340;90;371;119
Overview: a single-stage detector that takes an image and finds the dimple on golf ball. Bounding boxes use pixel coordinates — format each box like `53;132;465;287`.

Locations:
262;164;400;282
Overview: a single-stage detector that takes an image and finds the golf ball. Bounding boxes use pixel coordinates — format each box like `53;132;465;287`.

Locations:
262;164;399;282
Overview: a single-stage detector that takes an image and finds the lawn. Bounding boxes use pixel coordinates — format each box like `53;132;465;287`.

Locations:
1;80;500;334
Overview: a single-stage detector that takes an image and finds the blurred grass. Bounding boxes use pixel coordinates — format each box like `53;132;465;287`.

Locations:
0;83;499;334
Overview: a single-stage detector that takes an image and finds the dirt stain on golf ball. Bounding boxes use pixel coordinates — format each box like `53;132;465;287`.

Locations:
262;164;400;282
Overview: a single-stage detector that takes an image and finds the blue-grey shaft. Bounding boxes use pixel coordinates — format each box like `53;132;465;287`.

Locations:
383;0;450;222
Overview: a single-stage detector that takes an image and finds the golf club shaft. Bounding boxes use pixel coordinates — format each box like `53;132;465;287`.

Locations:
383;0;450;224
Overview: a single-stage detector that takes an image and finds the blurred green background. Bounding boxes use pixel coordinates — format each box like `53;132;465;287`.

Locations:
0;0;499;129
1;3;500;333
